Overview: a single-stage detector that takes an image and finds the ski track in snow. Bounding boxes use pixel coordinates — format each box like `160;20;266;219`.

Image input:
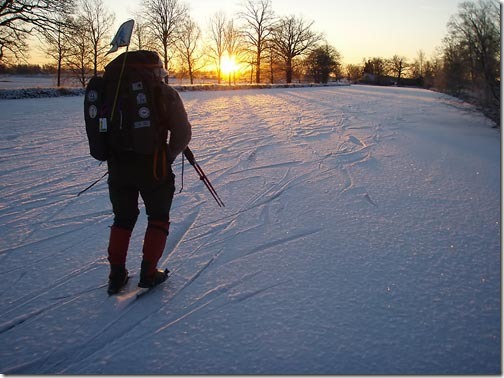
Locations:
0;85;500;374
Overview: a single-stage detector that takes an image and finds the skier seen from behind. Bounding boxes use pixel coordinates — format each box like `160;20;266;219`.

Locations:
102;51;192;294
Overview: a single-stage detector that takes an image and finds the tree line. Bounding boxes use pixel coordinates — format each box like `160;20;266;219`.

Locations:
0;0;499;121
0;0;338;86
348;0;499;123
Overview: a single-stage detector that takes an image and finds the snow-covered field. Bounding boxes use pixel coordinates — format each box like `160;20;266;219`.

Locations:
0;74;82;89
0;84;500;374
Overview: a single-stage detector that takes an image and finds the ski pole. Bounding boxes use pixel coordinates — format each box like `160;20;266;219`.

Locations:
77;171;109;197
178;151;185;193
183;147;225;207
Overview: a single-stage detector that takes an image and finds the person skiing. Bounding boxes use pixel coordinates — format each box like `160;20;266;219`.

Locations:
103;50;192;294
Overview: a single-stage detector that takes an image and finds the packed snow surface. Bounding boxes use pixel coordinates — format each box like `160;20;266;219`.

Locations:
0;85;500;374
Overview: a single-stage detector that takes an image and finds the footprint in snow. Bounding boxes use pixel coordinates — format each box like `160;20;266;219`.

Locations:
347;135;365;146
363;193;378;207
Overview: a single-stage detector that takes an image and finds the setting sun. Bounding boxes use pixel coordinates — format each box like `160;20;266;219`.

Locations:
221;55;238;76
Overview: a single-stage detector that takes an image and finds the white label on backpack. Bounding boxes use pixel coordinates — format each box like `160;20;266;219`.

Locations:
136;92;147;104
88;105;97;119
134;120;150;129
132;81;143;91
138;107;150;119
99;118;108;132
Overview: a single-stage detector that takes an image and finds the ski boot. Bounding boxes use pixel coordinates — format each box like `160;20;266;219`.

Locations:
138;260;169;289
107;264;129;295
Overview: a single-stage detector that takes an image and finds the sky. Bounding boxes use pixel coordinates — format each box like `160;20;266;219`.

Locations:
31;0;464;66
109;0;463;64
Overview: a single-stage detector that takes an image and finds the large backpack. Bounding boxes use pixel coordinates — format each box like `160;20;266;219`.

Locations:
84;50;167;161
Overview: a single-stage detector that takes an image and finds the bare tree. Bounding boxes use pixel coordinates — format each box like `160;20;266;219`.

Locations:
270;15;323;83
175;17;202;84
0;0;74;62
208;12;226;84
446;0;500;105
264;41;279;84
224;18;245;84
41;13;74;86
143;0;188;81
79;0;115;76
65;17;93;87
387;55;408;85
411;50;426;78
346;64;362;83
441;34;469;95
423;54;443;89
239;0;275;84
131;15;157;51
362;57;387;84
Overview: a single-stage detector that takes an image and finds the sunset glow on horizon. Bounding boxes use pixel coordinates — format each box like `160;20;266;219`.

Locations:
220;55;239;76
29;0;464;67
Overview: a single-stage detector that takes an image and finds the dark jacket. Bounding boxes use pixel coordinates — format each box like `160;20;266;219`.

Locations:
158;84;192;163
